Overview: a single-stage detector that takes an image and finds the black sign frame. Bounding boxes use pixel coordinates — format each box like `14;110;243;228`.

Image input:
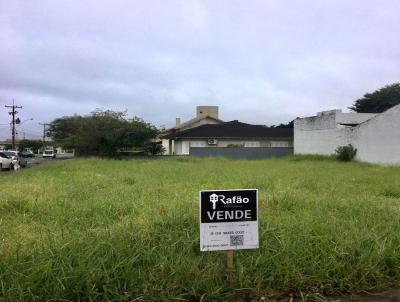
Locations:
200;189;258;223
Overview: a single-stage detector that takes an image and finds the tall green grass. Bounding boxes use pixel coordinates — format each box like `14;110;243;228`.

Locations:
1;157;400;301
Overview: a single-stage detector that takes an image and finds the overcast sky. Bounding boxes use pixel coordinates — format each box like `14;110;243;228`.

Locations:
1;0;399;139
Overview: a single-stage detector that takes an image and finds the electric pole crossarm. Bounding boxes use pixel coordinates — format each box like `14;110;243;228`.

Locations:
5;99;23;150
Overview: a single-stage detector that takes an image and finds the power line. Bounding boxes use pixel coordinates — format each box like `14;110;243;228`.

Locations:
18;131;43;139
21;132;42;140
5;99;22;150
39;122;50;144
17;129;43;135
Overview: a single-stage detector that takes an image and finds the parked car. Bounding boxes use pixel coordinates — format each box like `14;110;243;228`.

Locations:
21;149;35;158
3;151;28;168
0;152;13;171
43;148;56;158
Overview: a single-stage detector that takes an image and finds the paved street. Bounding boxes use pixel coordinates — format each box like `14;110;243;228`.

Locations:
26;153;75;167
1;154;75;173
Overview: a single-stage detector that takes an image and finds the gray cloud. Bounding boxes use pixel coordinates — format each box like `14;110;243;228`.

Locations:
1;0;399;139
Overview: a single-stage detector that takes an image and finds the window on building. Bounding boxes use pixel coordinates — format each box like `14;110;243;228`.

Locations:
190;141;207;147
244;141;260;147
271;141;289;148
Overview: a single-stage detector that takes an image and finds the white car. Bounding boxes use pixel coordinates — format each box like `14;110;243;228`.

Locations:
43;149;56;158
0;152;13;171
3;150;28;168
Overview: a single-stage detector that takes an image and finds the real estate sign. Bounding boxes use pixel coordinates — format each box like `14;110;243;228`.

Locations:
199;189;259;251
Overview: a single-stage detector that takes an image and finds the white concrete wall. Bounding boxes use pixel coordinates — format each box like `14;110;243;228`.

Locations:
351;105;400;164
294;126;352;155
161;139;169;155
296;111;337;131
294;111;348;155
294;105;400;164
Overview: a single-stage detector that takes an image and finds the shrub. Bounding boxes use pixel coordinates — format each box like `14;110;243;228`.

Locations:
144;141;166;155
335;144;357;161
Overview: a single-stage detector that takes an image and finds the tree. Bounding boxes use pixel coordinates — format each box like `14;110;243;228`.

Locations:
270;120;294;128
47;109;159;157
349;83;400;113
18;139;43;153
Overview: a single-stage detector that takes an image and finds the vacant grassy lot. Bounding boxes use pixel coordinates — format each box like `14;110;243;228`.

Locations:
1;157;400;301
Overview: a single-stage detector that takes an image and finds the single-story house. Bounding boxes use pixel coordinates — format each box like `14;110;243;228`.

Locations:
0;139;25;150
160;105;224;154
162;120;293;157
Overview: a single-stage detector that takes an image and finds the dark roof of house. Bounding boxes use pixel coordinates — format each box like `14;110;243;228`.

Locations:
163;120;293;139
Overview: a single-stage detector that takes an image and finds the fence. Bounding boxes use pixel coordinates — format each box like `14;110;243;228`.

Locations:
190;147;293;159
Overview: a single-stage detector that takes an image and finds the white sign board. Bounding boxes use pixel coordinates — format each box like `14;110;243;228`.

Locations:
200;189;259;251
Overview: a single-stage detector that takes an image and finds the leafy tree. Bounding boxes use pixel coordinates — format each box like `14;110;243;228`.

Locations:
270;120;294;128
349;83;400;113
18;139;43;153
47;109;159;157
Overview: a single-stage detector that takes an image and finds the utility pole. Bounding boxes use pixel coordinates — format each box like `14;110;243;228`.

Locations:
39;122;50;145
5;99;22;150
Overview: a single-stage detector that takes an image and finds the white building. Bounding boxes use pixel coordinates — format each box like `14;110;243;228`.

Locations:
160;106;223;155
162;120;293;157
294;104;400;165
160;106;293;158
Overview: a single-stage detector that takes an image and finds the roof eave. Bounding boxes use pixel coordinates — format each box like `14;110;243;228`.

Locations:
160;115;224;134
172;136;294;139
